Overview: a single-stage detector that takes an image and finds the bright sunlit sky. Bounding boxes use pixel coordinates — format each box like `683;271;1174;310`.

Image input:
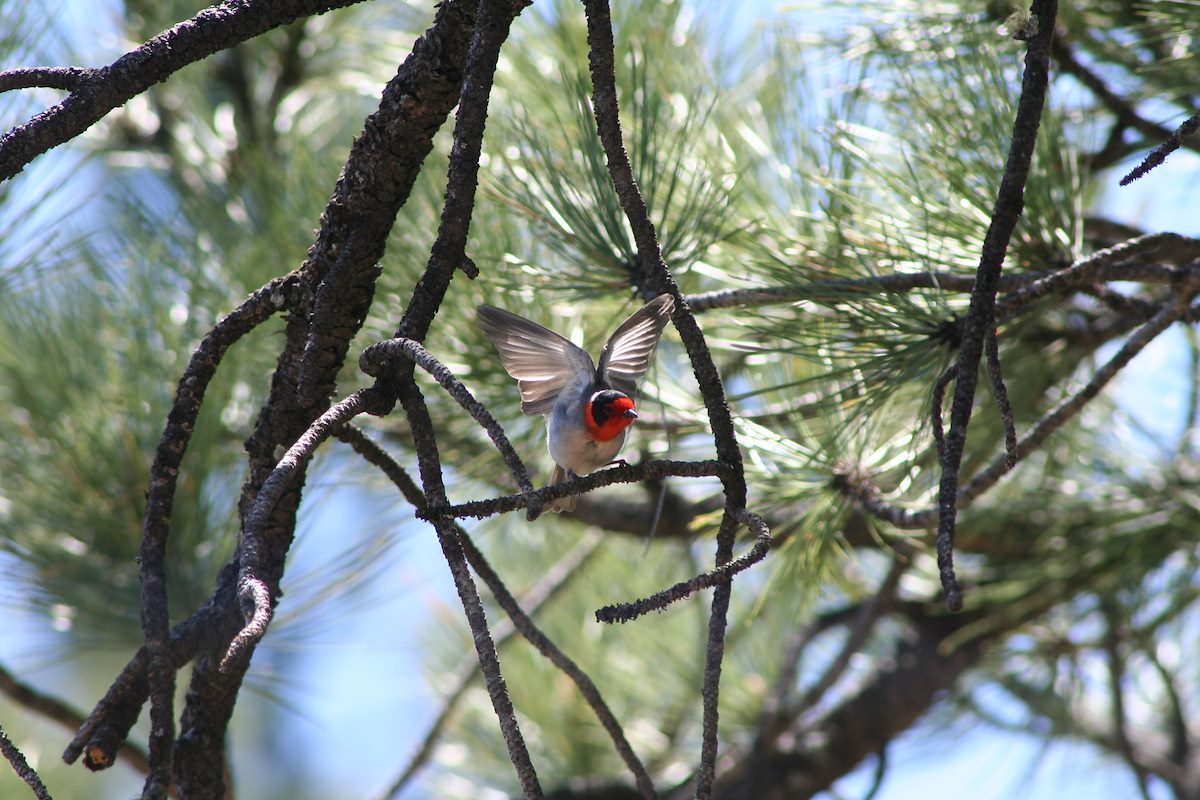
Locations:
2;1;1199;799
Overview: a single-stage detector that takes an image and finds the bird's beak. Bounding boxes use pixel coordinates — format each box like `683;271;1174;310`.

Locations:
624;409;638;419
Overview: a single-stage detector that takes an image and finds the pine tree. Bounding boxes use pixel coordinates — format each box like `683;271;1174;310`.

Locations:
1;0;1198;798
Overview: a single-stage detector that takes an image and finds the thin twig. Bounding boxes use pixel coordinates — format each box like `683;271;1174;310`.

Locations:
984;328;1017;469
842;279;1200;529
459;533;659;799
936;0;1057;612
594;509;772;624
0;724;52;800
374;532;603;800
64;564;239;769
957;279;1200;506
1121;109;1200;185
359;336;538;516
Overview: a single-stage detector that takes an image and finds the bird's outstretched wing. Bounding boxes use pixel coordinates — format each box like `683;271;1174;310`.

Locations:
596;294;675;399
478;305;595;415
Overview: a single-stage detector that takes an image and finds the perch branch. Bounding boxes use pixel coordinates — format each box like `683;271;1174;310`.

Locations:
434;459;731;520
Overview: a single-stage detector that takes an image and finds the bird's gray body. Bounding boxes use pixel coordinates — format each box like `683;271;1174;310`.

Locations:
548;375;628;477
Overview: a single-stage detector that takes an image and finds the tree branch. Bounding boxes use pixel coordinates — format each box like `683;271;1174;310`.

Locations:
359;0;539;794
0;724;52;800
223;388;382;672
594;509;772;624
581;3;753;795
0;66;93;93
137;272;298;797
1121;109;1200;186
936;0;1057;612
359;336;539;516
0;0;367;182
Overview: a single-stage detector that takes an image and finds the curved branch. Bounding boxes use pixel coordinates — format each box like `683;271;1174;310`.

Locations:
138;272;297;796
222;388;379;672
581;3;750;794
0;0;366;182
359;336;539;516
368;0;540;793
936;0;1057;612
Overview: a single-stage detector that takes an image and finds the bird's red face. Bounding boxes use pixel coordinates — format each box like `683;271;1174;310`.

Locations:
585;391;638;442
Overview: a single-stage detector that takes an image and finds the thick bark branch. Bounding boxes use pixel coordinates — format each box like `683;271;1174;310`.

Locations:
0;0;366;182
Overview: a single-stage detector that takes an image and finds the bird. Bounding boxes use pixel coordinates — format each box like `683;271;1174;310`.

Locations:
477;294;675;512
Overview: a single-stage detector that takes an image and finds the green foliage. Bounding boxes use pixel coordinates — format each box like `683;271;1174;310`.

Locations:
3;0;1200;797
